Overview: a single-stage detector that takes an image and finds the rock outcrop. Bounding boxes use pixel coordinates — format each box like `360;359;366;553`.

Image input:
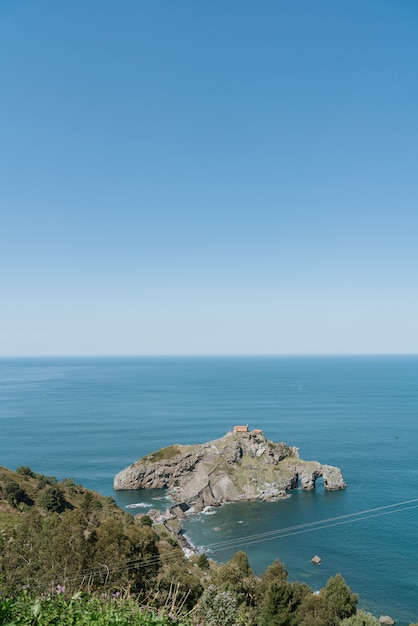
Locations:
114;430;346;510
379;616;395;626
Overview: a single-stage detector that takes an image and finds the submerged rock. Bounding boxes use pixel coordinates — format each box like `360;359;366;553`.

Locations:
114;429;346;510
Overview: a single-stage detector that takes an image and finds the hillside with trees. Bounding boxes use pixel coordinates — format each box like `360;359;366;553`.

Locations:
0;466;415;626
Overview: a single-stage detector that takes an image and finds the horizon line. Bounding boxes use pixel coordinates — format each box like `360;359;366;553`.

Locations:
1;353;418;359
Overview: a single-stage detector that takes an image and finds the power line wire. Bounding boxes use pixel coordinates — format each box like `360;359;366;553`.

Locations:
202;497;418;551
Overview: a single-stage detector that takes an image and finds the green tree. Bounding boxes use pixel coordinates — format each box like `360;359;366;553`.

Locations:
155;548;203;611
296;592;330;626
0;509;44;591
229;550;252;576
42;510;92;592
125;523;161;593
15;466;35;477
3;480;30;508
260;559;288;586
297;574;358;626
39;486;66;512
211;559;260;615
80;491;94;515
257;558;289;606
196;553;210;570
259;580;308;626
61;477;79;497
89;518;161;594
321;574;358;624
212;562;246;594
36;475;57;489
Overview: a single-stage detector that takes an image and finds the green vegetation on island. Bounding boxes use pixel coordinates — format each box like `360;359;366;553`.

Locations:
0;466;413;626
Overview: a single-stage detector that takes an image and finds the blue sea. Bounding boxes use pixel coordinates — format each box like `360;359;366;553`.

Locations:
1;356;417;624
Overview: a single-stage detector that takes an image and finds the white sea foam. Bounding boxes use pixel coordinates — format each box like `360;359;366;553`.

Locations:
202;506;216;514
125;502;152;509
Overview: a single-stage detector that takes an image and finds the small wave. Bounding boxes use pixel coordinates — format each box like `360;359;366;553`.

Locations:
125;502;153;509
202;506;216;515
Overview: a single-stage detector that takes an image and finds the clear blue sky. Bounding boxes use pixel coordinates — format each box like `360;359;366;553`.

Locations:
1;0;417;356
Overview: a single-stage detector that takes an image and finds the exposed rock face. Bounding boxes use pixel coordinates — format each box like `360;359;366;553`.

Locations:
114;430;346;510
379;616;395;626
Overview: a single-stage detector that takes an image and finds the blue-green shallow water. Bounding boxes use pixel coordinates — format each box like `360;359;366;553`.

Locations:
1;356;417;624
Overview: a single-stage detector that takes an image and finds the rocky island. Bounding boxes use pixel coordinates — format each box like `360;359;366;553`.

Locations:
114;427;346;513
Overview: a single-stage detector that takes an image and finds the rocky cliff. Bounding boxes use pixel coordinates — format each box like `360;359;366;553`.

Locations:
114;430;346;511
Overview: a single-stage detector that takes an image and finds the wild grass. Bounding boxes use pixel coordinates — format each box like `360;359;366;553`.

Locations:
142;445;184;463
0;591;194;626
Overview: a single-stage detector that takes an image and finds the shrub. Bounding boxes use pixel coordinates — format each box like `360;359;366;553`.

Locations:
15;466;35;477
340;610;380;626
229;550;252;576
197;585;238;626
39;486;66;512
61;477;79;496
37;475;58;490
4;481;30;508
197;553;210;570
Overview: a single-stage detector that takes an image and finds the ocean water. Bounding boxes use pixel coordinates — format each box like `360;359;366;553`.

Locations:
1;356;417;624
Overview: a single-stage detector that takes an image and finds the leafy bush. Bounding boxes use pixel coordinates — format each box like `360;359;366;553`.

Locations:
340;609;380;626
61;477;80;496
39;486;66;512
196;553;210;570
3;480;30;508
229;550;252;576
197;584;238;626
37;474;58;489
154;558;203;611
16;466;35;477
